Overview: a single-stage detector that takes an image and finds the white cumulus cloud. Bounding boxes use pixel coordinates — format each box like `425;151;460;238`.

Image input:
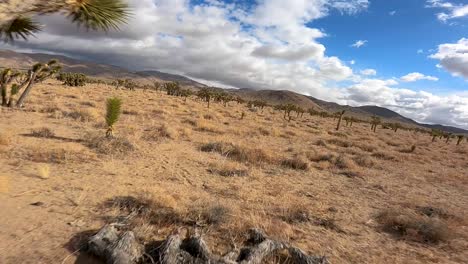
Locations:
360;69;377;76
426;0;468;22
401;72;439;82
429;38;468;80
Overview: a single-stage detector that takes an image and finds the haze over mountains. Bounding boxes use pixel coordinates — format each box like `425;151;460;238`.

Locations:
0;50;466;134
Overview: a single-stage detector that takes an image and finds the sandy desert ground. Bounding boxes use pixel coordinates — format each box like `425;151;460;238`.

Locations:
0;80;467;263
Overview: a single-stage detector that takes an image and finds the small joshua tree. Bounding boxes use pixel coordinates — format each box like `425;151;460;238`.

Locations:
370;116;381;132
105;97;122;138
335;110;345;131
431;129;442;142
444;133;453;144
456;135;465;145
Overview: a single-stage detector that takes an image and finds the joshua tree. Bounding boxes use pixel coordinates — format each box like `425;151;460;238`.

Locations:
343;116;354;127
0;0;130;42
456;135;464;145
105;97;122;138
308;108;319;117
197;88;213;108
179;89;192;102
335;110;345;131
241;112;245;120
164;82;181;96
392;123;401;132
431;129;442;142
444;132;453;144
15;60;61;107
58;72;86;86
370;116;381;132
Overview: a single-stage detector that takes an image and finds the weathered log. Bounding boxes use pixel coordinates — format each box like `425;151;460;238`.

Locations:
86;225;328;264
88;225;143;264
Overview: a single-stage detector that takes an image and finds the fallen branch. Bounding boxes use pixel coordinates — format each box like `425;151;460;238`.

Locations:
87;224;329;264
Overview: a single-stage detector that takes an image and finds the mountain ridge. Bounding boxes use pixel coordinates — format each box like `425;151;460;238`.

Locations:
0;50;465;134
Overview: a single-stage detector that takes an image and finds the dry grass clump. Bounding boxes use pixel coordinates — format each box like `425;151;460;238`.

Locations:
333;155;357;170
327;138;352;148
0;132;12;146
200;142;272;165
24;147;86;164
187;203;232;225
314;139;327;147
353;154;377;168
195;119;223;134
30;127;55;138
281;156;309;171
356;143;377;153
143;124;179;141
307;152;336;163
208;161;249;177
372;151;396;161
376;208;452;244
399;145;417;154
85;134;135;155
67;108;99;122
278;206;311;224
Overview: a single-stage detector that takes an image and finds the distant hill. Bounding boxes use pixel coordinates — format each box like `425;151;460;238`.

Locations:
231;89;322;111
0;50;206;87
1;49;466;134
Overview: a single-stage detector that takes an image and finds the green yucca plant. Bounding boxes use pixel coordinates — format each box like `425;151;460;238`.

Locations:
1;0;130;42
0;16;41;42
105;97;122;138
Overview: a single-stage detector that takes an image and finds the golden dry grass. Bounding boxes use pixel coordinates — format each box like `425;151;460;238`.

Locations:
0;80;467;263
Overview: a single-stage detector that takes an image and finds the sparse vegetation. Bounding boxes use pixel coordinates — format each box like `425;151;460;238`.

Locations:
105;97;122;138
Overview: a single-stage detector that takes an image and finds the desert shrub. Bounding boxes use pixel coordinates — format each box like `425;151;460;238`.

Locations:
67;108;99;122
376;208;451;244
143;124;178;141
195;119;223;134
327;138;352;148
200;142;272;165
372;151;396;161
189;204;231;225
85;134;135;155
279;206;310;224
399;145;417;154
30;127;55;138
314;139;327;147
356;144;377;152
0;132;12;146
258;127;270;136
281;157;309;170
58;72;86;87
307;152;335;162
334;155;356;170
104;194;182;225
208;162;249;177
353;154;376;168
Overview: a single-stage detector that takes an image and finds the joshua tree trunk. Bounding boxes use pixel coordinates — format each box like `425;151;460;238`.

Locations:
15;71;36;108
446;136;450;144
432;135;437;142
336;115;343;131
457;137;463;145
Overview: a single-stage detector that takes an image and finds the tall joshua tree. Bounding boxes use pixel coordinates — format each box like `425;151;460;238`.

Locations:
16;60;61;107
1;0;130;42
456;135;465;145
335;110;345;131
105;97;122;138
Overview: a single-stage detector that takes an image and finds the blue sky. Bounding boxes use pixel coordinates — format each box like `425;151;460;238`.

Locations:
311;0;467;94
4;0;468;128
